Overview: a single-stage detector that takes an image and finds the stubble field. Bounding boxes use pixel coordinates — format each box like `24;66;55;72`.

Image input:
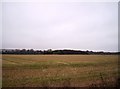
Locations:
2;55;118;87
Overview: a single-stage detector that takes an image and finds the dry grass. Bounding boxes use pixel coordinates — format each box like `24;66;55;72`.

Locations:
2;55;118;87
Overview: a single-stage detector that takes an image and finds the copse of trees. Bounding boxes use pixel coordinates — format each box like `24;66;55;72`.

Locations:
52;50;89;54
1;49;119;55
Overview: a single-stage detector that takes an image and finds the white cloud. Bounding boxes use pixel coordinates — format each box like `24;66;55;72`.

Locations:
2;2;118;52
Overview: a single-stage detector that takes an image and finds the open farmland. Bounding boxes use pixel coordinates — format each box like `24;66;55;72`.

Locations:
2;55;118;87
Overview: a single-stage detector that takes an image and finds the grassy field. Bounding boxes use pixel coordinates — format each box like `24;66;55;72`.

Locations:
2;55;118;87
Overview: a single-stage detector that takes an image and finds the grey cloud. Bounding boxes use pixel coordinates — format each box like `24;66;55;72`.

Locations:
2;2;118;52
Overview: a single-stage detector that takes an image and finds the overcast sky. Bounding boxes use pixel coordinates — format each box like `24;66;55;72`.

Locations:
2;2;118;52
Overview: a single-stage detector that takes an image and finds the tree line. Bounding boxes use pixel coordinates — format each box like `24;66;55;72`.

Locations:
1;49;119;55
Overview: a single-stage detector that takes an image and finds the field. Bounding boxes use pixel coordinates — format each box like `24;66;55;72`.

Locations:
2;55;118;87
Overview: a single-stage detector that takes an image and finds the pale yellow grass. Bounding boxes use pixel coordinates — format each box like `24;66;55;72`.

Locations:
2;55;118;87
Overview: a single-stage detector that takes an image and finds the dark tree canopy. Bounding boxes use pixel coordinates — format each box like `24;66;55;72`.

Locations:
1;49;119;55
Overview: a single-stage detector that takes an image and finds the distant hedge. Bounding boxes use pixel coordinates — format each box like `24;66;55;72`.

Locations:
1;49;119;55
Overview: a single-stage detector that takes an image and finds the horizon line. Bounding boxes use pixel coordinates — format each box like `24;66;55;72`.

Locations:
1;48;119;52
